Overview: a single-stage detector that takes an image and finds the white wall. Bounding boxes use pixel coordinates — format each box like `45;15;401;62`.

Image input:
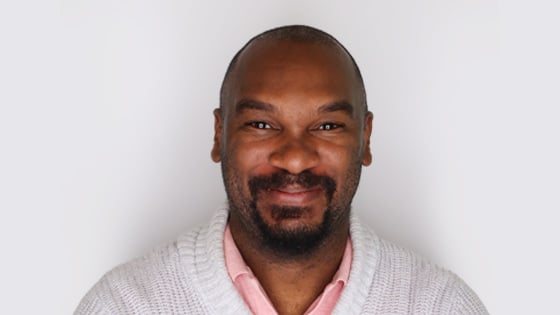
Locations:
1;0;558;314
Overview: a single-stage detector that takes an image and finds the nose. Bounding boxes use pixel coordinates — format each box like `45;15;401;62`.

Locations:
268;134;320;174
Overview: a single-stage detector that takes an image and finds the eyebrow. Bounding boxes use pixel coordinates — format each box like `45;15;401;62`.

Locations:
318;101;354;116
235;99;275;114
234;99;355;116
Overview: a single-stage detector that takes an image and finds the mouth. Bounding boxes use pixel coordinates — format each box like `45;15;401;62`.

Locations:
263;185;324;206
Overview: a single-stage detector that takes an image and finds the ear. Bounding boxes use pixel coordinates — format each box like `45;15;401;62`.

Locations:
361;111;374;166
210;108;223;163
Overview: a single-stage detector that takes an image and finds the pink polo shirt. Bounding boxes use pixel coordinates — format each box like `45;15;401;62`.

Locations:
224;225;352;315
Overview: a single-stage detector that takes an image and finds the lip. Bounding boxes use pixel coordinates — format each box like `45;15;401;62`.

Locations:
262;185;323;205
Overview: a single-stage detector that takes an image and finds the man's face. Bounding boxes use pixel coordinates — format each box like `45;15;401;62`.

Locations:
212;39;373;258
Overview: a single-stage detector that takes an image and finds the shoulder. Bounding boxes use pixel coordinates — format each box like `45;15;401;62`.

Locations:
366;237;488;314
74;230;206;314
75;209;240;315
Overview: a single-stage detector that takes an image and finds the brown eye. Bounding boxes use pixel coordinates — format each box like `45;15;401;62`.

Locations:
249;121;271;129
319;123;341;131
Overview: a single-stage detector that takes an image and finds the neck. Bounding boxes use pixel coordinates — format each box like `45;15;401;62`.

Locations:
229;214;349;315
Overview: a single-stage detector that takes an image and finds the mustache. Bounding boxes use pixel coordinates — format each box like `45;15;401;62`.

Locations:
248;170;336;201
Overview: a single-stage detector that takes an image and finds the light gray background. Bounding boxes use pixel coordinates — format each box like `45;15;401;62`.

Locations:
1;0;558;314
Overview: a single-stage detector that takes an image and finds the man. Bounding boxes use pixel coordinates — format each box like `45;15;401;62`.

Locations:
76;25;487;314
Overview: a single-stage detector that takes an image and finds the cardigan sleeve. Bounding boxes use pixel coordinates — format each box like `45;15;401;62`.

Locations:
448;275;488;315
74;286;111;315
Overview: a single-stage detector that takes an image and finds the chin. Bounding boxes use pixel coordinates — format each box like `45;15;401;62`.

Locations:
251;204;333;259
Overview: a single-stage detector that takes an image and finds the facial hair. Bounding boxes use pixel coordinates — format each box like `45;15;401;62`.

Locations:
222;156;363;261
245;171;337;259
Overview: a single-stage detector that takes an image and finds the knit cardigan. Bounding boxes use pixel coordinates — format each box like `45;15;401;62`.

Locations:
75;209;488;314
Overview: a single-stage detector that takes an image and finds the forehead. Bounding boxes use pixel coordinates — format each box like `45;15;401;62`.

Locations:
225;39;362;115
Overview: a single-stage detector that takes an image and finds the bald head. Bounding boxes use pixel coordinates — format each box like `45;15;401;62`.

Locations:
219;25;367;115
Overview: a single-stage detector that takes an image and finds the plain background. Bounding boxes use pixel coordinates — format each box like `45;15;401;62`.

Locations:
1;0;559;314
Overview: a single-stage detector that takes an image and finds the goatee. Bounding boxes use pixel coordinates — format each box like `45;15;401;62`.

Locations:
244;170;339;260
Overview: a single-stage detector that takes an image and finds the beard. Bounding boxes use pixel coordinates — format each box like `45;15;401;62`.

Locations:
223;165;361;260
250;204;334;259
246;171;337;259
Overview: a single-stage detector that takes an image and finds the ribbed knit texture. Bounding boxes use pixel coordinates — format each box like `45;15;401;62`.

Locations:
75;209;488;314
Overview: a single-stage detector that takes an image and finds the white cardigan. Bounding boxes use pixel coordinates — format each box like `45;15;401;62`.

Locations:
75;209;488;314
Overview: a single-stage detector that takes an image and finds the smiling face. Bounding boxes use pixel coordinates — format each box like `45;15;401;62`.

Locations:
212;39;373;259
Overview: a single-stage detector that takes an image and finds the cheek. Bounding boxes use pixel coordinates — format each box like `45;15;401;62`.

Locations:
316;143;363;199
226;140;273;179
317;142;359;173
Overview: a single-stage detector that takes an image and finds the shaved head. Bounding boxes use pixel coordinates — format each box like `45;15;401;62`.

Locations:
219;25;367;115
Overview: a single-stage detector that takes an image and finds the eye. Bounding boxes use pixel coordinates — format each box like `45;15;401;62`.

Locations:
247;121;272;129
318;122;342;131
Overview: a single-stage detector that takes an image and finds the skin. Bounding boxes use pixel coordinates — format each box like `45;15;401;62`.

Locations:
211;39;373;315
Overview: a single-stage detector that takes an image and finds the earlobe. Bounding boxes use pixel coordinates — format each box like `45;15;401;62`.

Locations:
211;108;223;163
362;112;374;166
